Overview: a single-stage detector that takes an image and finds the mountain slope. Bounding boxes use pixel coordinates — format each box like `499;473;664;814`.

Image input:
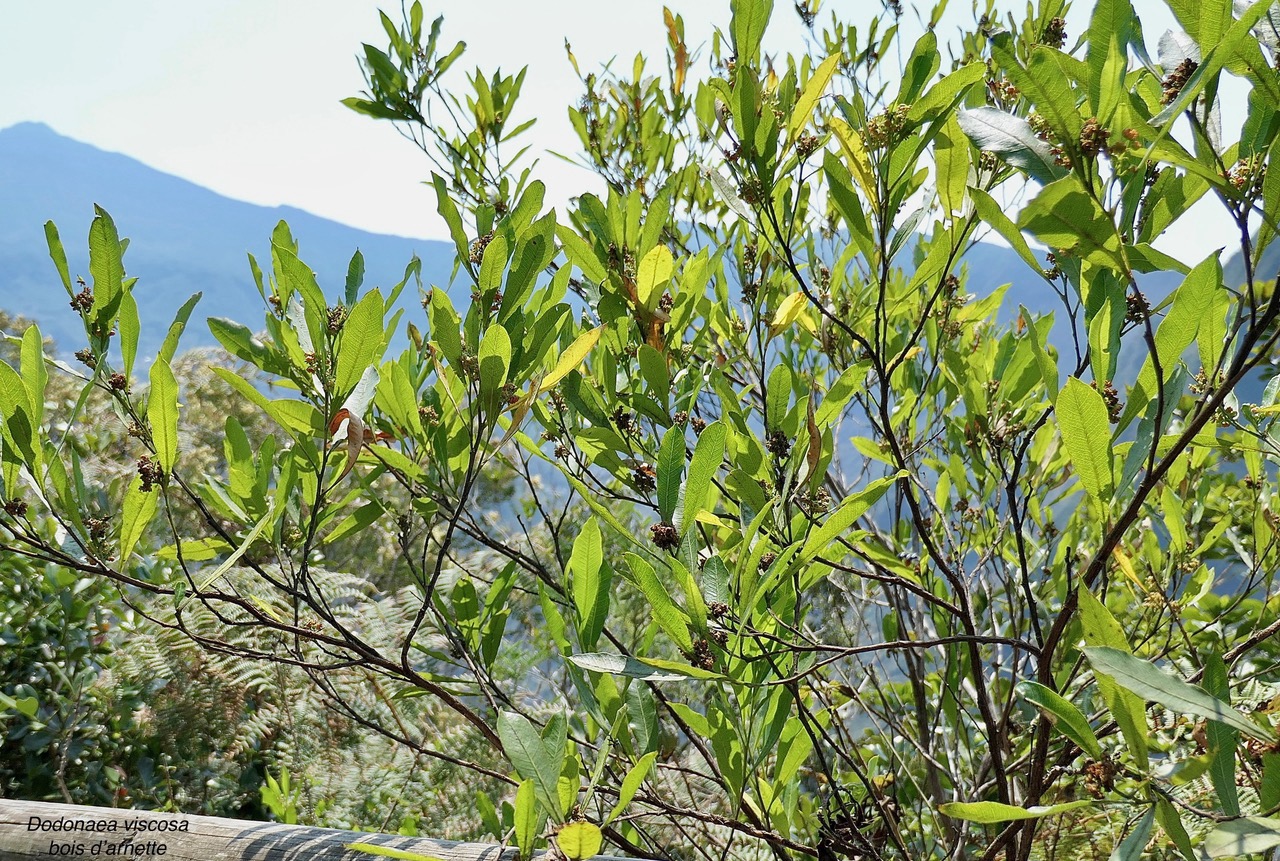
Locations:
0;122;452;361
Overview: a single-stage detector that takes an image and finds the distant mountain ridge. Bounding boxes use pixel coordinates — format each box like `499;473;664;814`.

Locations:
0;120;1235;387
0;121;452;361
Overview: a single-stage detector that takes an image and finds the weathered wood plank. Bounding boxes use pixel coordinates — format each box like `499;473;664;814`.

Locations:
0;800;623;861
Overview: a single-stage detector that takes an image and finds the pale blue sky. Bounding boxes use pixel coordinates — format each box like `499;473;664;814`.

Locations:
0;1;1243;261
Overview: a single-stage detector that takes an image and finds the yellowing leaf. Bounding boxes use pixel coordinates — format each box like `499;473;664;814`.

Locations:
771;291;810;336
789;53;841;142
542;326;602;391
557;821;603;860
830;118;878;208
636;245;674;311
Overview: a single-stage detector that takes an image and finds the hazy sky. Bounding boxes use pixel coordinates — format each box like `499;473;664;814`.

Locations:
0;0;1242;262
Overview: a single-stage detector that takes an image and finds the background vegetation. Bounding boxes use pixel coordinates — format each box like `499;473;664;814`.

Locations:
4;0;1280;859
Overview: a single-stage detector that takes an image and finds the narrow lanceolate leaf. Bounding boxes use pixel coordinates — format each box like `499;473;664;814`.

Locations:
197;500;278;589
1017;681;1104;759
1203;653;1241;816
498;711;563;821
44;221;74;297
542;326;602;391
939;800;1092;823
568;652;721;681
88;205;125;328
800;472;901;562
656;425;686;524
957;107;1064;184
788;53;841;141
344;844;443;861
147;358;179;473
625;553;693;652
335;289;385;396
1057;377;1113;502
570;517;608;650
159;292;202;364
682;422;726;528
1078;589;1148;766
1203;816;1280;859
1108;808;1155;861
1018;177;1126;272
513;780;539;860
118;476;158;569
119;290;140;380
607;751;657;823
1083;647;1274;740
636;244;674;311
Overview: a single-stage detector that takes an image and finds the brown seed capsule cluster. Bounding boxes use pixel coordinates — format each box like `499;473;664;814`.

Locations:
1124;291;1149;324
418;405;439;425
137;455;164;492
766;430;791;459
796;133;822;159
1091;379;1123;423
1161;58;1198;105
75;348;97;369
70;286;94;313
708;601;730;620
108;373;129;392
650;521;680;549
1225;155;1267;195
1078;117;1111;158
632;463;657;492
688;639;715;670
1041;17;1068;48
3;498;28;518
1082;758;1116;798
691;417;707;434
469;231;495;266
326;304;348;335
863;104;912;149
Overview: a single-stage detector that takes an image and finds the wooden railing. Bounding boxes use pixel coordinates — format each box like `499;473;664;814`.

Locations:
0;799;628;861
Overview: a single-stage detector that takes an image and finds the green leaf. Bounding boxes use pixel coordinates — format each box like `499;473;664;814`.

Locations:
119;290;139;380
556;822;602;860
556;225;608;284
88;205;125;331
907;62;985;126
636;245;674;312
1017;681;1104;759
1057;377;1114;502
1122;254;1221;428
1203;653;1240;815
428;288;462;367
119;476;158;567
939;800;1092;823
542;326;602;391
656;426;686;524
477;324;512;395
19;326;47;432
1083;647;1273;740
0;692;38;719
570;517;609;650
158;293;202;365
1108;808;1155;861
958;107;1064;184
344;249;365;306
44;221;73;298
1021;306;1060;402
934;115;969;217
624;553;694;652
499;711;564;821
1078;589;1149;765
731;0;774;64
344;844;443;861
1018;177;1126;272
1087;0;1136;124
148;358;179;473
1203;816;1280;859
513;779;539;860
972;189;1043;275
800;473;900;562
682;422;725;528
607;751;657;823
211;368;322;436
789;53;841;141
336;289;386;397
208;318;279;373
568;652;721;681
197;500;278;589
